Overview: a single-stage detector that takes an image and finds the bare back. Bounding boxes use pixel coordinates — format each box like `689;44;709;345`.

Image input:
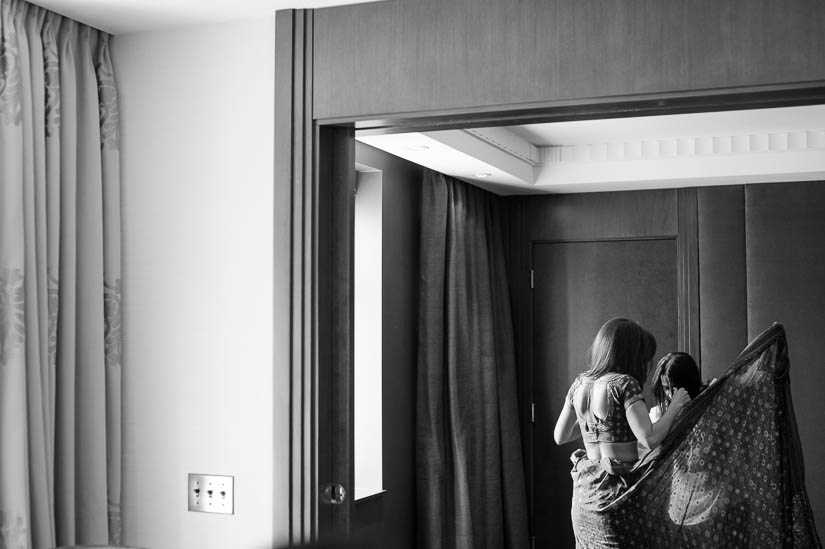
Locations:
568;373;644;462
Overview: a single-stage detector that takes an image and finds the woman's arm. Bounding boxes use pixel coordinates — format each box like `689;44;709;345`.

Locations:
626;388;690;449
554;401;581;445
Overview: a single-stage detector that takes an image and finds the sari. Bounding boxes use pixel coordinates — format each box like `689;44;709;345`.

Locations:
571;323;821;548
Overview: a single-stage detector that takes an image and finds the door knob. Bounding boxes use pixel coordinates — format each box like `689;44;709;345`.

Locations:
322;483;347;505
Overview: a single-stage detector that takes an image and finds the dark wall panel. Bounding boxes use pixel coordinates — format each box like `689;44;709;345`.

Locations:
744;181;825;533
678;188;701;361
697;185;748;380
353;143;423;549
314;0;825;120
524;189;678;241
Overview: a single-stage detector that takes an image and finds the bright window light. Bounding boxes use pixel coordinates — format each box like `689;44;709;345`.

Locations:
354;170;383;500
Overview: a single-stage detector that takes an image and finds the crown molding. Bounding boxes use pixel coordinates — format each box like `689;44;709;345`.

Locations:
534;128;825;193
542;129;825;165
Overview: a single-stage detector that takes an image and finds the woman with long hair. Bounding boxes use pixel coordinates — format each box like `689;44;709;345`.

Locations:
553;318;690;547
649;352;705;423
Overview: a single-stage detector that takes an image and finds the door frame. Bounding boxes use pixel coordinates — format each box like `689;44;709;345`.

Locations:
274;8;825;546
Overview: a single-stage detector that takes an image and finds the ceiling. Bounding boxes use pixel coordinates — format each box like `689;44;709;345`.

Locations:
357;105;825;195
30;0;379;34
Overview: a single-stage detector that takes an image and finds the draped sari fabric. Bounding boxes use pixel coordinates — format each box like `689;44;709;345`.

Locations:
0;0;122;547
574;324;821;548
417;171;528;549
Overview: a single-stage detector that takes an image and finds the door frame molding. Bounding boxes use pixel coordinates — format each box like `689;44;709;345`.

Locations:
274;8;825;545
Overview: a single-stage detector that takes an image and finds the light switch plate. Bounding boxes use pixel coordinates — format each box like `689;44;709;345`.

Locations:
188;474;234;514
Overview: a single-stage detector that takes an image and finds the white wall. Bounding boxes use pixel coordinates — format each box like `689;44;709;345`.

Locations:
113;17;282;549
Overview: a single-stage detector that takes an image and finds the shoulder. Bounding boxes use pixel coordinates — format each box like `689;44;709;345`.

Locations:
612;374;644;406
572;372;592;385
568;374;585;392
566;374;587;400
609;373;641;391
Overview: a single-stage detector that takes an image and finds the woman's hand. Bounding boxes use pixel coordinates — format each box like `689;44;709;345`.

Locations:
629;388;692;450
669;388;691;412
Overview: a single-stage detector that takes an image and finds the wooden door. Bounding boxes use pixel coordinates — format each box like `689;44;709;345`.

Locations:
525;189;693;548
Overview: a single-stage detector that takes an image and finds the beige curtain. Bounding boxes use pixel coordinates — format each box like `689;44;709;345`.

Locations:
0;0;121;547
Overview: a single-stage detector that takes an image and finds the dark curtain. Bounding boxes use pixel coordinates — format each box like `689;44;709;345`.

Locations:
416;170;528;549
593;324;821;548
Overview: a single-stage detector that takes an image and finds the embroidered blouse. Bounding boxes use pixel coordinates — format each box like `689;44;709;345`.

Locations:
566;373;644;443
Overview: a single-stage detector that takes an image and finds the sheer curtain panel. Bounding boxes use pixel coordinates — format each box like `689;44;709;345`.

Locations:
0;0;122;547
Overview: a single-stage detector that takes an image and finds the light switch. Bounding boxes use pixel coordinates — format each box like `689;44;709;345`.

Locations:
188;474;234;514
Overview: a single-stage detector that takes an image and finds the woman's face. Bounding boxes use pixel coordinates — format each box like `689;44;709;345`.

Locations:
661;375;674;399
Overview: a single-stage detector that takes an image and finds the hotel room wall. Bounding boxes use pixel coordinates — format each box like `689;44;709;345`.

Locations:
698;182;825;532
113;18;280;549
743;182;825;532
697;186;749;381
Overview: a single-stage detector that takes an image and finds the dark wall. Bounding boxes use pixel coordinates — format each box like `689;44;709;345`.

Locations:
742;182;825;530
697;186;748;380
313;0;825;120
352;143;423;548
699;181;825;532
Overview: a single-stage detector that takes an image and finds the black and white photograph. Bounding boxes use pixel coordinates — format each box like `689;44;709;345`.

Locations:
0;1;823;548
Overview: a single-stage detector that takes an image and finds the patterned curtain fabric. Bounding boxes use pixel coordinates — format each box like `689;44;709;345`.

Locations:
416;170;528;549
0;0;121;547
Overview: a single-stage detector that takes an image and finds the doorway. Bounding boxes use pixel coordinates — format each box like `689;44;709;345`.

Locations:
528;193;682;547
314;109;820;543
275;40;824;545
273;6;825;546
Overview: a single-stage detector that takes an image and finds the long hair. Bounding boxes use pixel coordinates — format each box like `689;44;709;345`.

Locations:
651;352;702;411
584;318;657;386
